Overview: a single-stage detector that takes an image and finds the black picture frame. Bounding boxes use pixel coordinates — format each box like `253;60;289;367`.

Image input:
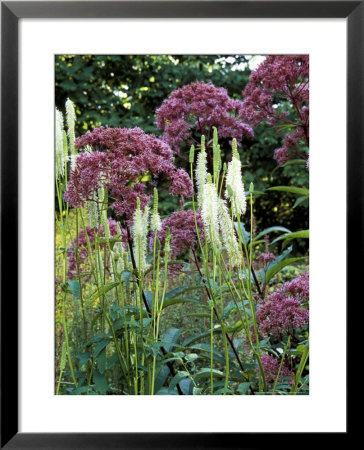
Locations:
1;1;356;447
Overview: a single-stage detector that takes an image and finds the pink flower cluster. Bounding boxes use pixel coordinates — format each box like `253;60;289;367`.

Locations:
151;209;204;274
156;81;253;152
67;218;121;280
282;272;309;302
256;274;309;337
260;354;292;385
64;127;193;221
239;56;309;165
257;252;276;265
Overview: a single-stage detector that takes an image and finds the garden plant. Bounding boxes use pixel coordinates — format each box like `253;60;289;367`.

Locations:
55;55;309;395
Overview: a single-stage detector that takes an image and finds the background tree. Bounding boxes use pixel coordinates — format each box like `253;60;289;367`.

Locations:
56;54;308;253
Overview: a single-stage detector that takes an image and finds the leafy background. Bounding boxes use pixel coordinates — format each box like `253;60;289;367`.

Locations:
55;55;308;254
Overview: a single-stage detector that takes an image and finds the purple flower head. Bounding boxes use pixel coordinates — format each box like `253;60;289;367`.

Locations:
169;169;194;197
151;209;204;275
282;272;309;302
259;354;292;386
240;56;309;165
156;81;253;153
257;252;276;265
64;127;193;223
256;273;309;337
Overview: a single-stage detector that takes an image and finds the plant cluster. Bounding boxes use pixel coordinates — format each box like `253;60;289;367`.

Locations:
55;56;309;395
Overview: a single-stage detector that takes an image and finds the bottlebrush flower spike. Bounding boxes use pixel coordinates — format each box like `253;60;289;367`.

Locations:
55;109;65;179
132;197;149;273
195;135;207;209
150;188;161;232
202;174;221;250
218;198;242;268
87;190;99;229
65;98;76;155
225;139;246;218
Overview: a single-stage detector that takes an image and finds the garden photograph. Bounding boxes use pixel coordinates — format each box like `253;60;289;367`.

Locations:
55;54;309;396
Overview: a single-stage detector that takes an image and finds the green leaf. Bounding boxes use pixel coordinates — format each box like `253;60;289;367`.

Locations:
67;280;81;299
266;186;309;196
261;246;293;284
237;382;251;394
265;257;306;284
271;230;309;246
156;387;178;395
169;371;189;392
194;368;224;380
273;230;309;246
161;328;182;353
153;366;170;393
255;226;291;241
96;348;107;374
179;378;193;395
162;297;202;310
213;387;234;395
164;285;203;301
234;221;250;244
94;339;110;358
83;282;119;308
293;195;309;208
93;371;108;394
183;327;222;347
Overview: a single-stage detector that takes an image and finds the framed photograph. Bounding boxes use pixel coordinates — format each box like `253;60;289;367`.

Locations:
1;1;356;447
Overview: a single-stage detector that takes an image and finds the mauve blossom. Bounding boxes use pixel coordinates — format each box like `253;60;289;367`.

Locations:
239;56;309;165
151;209;204;274
257;252;276;265
256;274;309;337
156;81;253;153
259;354;292;386
169;168;194;197
282;272;309;301
64;127;193;222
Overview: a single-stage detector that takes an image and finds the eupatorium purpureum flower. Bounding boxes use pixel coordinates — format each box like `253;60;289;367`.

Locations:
259;354;292;385
156;81;253;153
64;127;193;223
153;210;204;275
239;56;309;165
